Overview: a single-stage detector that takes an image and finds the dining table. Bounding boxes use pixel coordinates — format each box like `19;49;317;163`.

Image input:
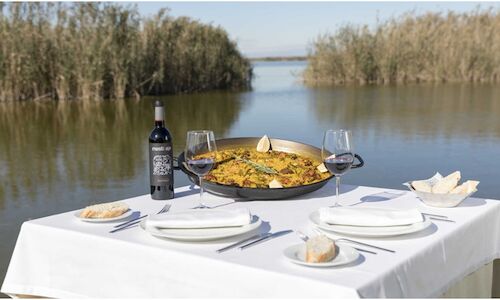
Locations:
2;181;500;298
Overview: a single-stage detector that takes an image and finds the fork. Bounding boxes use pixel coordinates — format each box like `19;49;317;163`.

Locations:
311;228;396;253
296;231;377;255
110;203;171;233
421;213;455;223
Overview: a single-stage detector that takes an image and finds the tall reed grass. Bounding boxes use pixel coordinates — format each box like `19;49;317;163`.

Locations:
304;9;500;85
0;3;252;101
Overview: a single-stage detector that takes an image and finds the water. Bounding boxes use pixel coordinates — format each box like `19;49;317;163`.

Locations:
1;60;500;291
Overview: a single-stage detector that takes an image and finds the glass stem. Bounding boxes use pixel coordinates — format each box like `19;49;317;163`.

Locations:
199;176;204;207
335;176;341;206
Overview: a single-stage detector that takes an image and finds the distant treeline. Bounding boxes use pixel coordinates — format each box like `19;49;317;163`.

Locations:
250;56;307;62
0;3;252;101
304;9;500;85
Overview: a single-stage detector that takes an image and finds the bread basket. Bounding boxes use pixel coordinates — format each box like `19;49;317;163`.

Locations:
403;173;477;208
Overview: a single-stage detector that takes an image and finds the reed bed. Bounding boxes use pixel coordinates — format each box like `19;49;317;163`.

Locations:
0;3;252;101
304;9;500;85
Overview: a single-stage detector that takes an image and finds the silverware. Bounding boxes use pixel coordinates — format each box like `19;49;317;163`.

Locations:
429;217;455;223
296;230;310;242
114;215;148;228
422;212;449;219
110;203;171;233
422;212;455;223
216;234;266;253
114;203;171;228
335;237;395;253
297;231;377;255
313;228;395;253
239;230;292;250
109;220;143;233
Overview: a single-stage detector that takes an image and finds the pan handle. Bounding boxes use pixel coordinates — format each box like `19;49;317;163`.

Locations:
351;154;364;169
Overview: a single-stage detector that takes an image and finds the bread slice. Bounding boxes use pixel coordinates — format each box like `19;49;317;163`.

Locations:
432;171;461;194
305;235;336;263
412;180;432;193
80;201;129;219
450;180;479;194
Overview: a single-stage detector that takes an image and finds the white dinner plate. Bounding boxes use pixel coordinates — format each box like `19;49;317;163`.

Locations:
140;215;262;241
74;209;133;223
283;243;359;267
309;211;432;237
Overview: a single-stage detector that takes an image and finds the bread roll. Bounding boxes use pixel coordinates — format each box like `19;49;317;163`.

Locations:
412;180;432;193
450;180;479;194
80;201;129;219
305;235;336;263
432;171;461;194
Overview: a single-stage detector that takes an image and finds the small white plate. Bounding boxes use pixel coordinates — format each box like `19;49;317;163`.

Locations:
309;211;432;237
140;215;262;241
283;243;359;267
74;209;133;223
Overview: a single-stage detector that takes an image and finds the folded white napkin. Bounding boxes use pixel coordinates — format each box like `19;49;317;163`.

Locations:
319;207;423;227
146;208;252;229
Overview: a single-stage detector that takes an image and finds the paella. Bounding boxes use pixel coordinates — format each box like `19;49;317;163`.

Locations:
194;136;331;188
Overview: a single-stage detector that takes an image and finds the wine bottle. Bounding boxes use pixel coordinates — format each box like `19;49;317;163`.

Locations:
149;100;174;200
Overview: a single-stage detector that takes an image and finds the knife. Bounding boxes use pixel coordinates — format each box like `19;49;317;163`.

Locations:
239;230;293;250
109;220;142;233
114;215;148;228
216;233;267;253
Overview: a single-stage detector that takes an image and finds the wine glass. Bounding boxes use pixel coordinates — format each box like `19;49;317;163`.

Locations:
185;130;217;209
322;129;354;206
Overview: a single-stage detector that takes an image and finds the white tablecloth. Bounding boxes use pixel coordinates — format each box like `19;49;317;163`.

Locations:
2;183;500;298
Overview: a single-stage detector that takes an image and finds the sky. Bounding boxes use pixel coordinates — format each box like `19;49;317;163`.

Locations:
136;2;500;58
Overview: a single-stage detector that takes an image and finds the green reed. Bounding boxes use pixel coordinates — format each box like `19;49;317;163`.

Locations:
0;3;252;101
304;9;500;85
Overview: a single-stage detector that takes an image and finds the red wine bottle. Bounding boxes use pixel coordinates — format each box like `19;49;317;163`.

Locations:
149;100;174;200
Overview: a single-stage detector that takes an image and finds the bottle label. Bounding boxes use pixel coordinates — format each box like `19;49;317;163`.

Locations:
149;143;173;185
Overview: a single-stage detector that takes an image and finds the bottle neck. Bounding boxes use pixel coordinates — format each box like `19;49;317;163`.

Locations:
155;106;164;127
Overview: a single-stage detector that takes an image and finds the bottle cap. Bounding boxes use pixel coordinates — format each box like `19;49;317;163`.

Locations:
154;100;164;107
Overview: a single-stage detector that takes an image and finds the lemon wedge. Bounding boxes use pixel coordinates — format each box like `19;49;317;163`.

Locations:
256;135;271;153
269;179;283;188
316;163;328;173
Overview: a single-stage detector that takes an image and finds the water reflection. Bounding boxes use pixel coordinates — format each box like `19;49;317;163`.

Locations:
0;92;245;207
311;84;500;139
308;82;500;201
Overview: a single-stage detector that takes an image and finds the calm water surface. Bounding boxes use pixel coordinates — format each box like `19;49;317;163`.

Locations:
1;60;500;289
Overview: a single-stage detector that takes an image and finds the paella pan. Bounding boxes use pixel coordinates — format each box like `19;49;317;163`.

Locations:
177;137;364;200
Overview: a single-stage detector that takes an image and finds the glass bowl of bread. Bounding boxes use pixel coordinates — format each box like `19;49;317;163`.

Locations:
404;171;479;208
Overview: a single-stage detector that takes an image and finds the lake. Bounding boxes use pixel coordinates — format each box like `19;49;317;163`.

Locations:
1;60;500;290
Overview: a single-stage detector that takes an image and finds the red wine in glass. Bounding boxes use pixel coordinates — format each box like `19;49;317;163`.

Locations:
186;158;215;176
185;130;217;209
324;154;354;176
322;130;354;206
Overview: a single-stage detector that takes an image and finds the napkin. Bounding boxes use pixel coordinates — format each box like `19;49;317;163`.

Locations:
319;207;423;227
146;208;252;229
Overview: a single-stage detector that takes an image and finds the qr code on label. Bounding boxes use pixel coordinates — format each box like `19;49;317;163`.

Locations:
153;155;171;175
